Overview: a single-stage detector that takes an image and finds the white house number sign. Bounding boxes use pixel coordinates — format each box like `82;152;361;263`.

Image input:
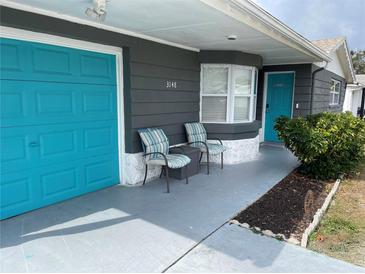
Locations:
166;80;177;89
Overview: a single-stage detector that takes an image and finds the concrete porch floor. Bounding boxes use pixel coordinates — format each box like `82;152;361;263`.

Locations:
1;146;363;272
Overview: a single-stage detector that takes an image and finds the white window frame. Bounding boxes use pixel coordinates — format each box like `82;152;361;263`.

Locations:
200;64;258;124
330;79;341;106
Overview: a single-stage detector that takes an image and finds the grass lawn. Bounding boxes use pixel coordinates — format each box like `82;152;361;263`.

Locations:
308;163;365;267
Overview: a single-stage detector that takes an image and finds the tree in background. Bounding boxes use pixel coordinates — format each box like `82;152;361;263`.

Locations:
351;49;365;74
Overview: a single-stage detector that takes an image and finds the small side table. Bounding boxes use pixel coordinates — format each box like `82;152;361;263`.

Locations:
169;145;201;180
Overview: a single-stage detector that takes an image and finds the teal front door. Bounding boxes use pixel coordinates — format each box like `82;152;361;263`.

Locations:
0;38;120;219
264;72;294;142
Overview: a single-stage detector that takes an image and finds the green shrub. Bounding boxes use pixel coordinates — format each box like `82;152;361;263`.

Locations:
275;112;365;180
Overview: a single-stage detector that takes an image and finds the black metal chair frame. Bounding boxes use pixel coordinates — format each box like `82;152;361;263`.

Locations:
142;151;189;193
187;138;224;175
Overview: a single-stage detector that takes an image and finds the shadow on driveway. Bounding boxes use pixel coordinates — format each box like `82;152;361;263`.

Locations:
1;146;299;272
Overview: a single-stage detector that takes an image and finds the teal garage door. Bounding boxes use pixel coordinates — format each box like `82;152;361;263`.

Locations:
0;38;120;219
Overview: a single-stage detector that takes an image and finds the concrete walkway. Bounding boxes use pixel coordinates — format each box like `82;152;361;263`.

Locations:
1;146;363;272
167;224;364;273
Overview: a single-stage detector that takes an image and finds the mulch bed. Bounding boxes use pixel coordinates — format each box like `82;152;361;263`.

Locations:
233;169;335;242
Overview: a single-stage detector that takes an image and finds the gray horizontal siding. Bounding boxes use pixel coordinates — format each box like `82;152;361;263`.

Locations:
127;44;200;152
0;6;201;153
199;50;263;68
131;133;187;153
130;76;199;91
130;123;189;152
131;102;200;115
203;121;261;140
130;62;200;81
131;90;200;103
129;40;198;70
131;113;198;129
207;132;259;140
311;64;346;114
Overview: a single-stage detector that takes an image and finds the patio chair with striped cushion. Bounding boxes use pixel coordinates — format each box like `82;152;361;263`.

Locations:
138;128;191;193
184;122;226;174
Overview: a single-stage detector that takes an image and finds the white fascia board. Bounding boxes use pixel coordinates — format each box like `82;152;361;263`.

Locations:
0;0;200;52
201;0;331;62
341;40;356;83
263;61;313;66
330;39;356;83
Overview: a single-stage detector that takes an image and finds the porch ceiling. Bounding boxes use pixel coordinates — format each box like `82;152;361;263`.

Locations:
1;0;329;65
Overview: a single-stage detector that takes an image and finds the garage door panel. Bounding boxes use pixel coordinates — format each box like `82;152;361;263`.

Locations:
0;90;28;119
2;121;118;173
1;80;117;127
40;166;81;201
80;53;112;79
1;135;28;162
39;130;77;157
82;90;113;113
0;171;37;219
0;128;35;171
1;177;31;210
36;90;75;115
32;46;73;76
84;154;119;192
84;126;113;150
1;38;116;85
0;39;29;74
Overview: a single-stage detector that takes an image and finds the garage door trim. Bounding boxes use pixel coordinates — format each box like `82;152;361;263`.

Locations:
1;26;126;185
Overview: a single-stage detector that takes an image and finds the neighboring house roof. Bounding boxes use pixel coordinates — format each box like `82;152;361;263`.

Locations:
312;37;345;54
312;37;356;83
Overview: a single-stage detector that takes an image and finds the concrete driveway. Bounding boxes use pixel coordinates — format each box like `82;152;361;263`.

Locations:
1;145;363;272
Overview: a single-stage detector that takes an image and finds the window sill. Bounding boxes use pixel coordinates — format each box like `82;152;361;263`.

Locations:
202;121;253;124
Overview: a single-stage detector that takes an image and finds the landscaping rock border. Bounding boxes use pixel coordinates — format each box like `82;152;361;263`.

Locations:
300;177;342;247
230;177;342;247
229;219;301;245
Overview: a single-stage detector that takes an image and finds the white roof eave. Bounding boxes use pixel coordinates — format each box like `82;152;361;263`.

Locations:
2;0;332;64
202;0;332;63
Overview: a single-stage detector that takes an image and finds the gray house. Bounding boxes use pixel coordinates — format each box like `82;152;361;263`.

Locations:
0;0;355;219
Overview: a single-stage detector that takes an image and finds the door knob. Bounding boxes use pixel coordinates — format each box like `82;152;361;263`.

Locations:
28;142;39;147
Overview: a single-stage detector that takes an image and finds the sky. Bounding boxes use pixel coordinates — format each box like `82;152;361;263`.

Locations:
251;0;365;50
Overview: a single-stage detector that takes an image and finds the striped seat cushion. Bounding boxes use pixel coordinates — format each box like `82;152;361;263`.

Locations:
185;122;225;155
138;128;169;161
184;122;207;146
201;143;226;155
147;154;191;169
138;128;191;169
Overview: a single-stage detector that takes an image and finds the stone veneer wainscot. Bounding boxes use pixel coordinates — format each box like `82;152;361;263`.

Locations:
123;135;260;185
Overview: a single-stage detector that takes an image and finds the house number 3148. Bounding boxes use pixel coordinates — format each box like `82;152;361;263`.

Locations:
166;81;177;89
